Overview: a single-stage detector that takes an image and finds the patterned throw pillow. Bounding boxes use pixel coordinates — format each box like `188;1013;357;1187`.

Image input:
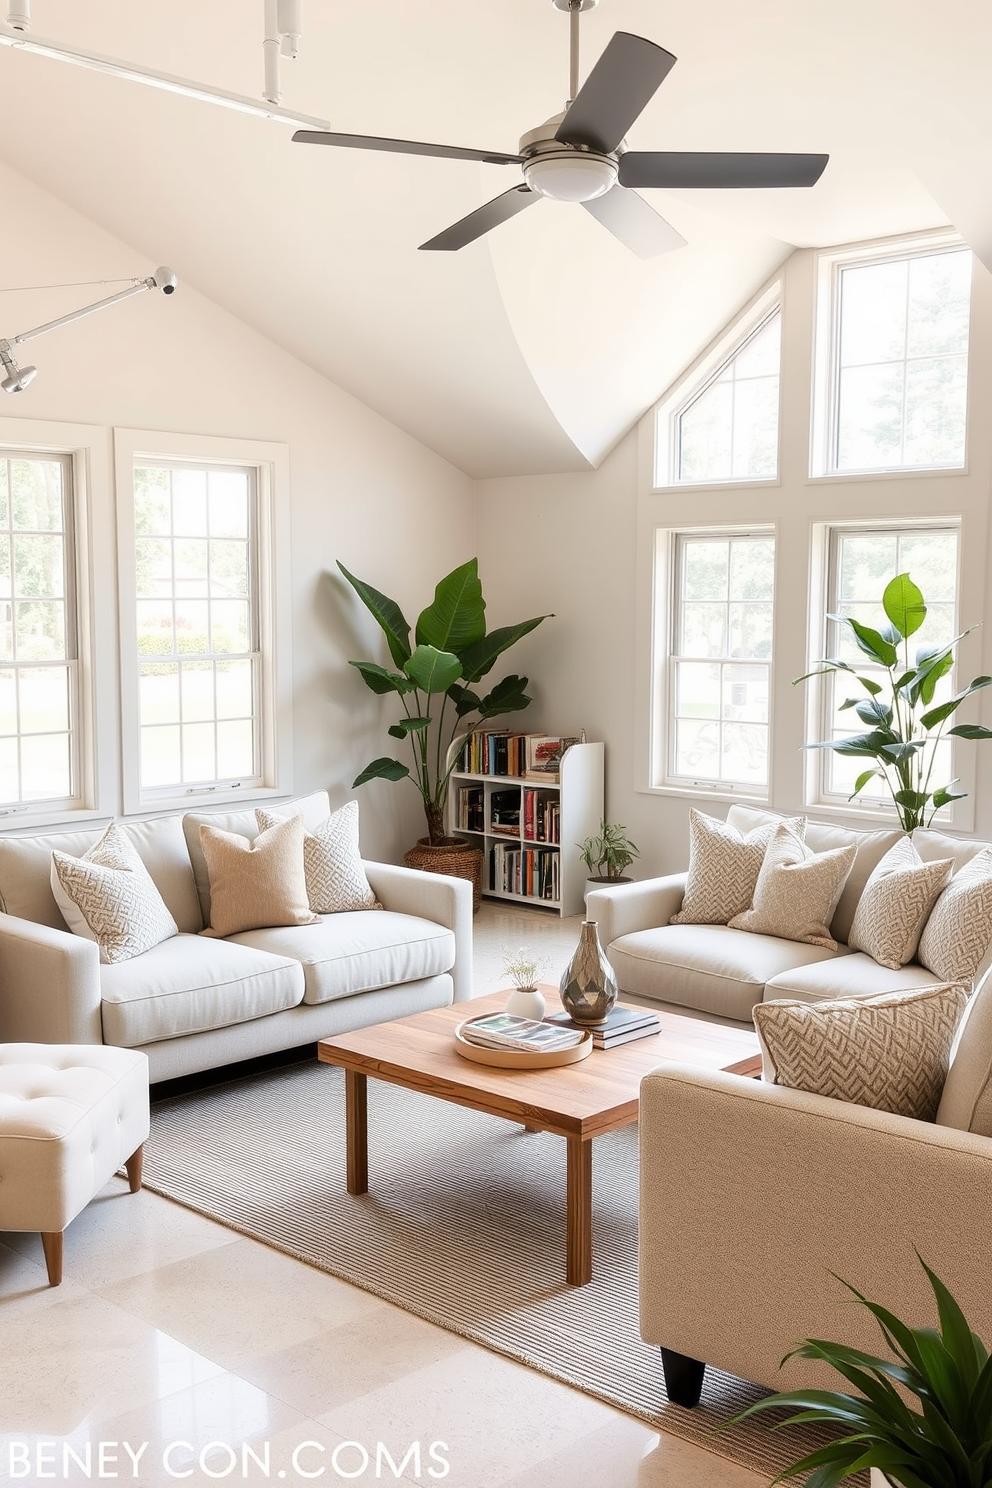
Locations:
849;835;953;970
727;823;856;950
50;823;179;964
199;814;319;937
255;801;381;914
754;984;970;1122
670;809;807;926
919;847;992;984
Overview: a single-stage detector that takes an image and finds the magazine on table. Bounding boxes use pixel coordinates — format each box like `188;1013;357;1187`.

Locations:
461;1012;586;1053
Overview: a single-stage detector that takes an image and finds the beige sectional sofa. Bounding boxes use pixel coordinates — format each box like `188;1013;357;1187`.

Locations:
586;804;992;1023
0;791;473;1082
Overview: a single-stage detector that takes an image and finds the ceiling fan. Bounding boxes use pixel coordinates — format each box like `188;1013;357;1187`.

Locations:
293;0;828;259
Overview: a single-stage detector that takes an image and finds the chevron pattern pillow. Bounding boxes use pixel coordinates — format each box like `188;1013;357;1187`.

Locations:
255;801;382;914
849;835;953;970
670;809;807;926
754;984;969;1121
50;823;179;964
919;847;992;984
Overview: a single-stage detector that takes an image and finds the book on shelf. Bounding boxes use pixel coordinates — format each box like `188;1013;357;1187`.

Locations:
454;784;485;833
524;734;580;783
460;1013;586;1053
545;1005;661;1049
457;731;583;781
489;842;560;901
489;787;521;834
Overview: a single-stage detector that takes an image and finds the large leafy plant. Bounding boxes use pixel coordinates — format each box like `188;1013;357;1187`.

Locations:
339;558;549;845
738;1257;992;1488
799;573;992;832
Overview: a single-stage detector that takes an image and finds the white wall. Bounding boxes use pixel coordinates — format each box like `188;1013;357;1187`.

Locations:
0;159;475;860
478;245;992;876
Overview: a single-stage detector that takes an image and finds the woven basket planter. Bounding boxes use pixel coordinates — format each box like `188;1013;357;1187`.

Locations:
403;837;483;914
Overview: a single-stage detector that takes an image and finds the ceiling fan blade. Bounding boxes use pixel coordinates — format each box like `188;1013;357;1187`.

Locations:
556;32;677;154
581;187;686;259
419;185;540;251
619;151;829;190
292;130;521;166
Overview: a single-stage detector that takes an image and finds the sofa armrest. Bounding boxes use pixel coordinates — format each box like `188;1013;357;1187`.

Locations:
362;862;473;1003
0;914;103;1044
585;873;688;949
639;1064;992;1394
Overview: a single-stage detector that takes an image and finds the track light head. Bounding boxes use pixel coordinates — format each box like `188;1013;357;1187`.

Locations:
152;265;178;294
1;361;38;393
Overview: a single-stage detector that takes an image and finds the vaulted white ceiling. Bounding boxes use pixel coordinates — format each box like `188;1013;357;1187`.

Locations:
0;1;989;477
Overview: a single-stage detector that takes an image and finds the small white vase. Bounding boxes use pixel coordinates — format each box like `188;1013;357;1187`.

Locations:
505;987;546;1021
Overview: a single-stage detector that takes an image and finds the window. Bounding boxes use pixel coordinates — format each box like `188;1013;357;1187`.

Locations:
817;524;959;806
666;531;775;791
0;451;78;808
820;243;971;475
131;461;261;797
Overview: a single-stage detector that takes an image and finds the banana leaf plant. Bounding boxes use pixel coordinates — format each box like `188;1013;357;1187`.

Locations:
735;1256;992;1488
338;558;550;845
797;573;992;833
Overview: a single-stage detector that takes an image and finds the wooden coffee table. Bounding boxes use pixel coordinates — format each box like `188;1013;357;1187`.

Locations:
317;990;760;1286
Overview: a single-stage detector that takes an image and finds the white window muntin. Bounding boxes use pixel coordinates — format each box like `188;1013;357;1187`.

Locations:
673;309;781;486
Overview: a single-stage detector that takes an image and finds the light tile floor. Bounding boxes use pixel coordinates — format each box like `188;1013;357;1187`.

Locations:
0;902;767;1488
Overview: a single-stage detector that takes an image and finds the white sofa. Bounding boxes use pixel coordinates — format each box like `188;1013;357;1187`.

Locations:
0;791;473;1082
586;805;992;1024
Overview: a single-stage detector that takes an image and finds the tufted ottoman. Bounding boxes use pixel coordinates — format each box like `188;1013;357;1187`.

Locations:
0;1044;149;1285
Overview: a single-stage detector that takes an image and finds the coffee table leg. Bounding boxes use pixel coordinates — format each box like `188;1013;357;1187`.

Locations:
345;1070;368;1195
566;1135;593;1285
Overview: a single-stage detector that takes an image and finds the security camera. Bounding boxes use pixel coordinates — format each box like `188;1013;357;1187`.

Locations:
1;364;38;394
152;266;178;294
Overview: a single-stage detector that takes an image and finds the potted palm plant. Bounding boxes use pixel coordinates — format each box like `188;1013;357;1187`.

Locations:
338;558;550;900
737;1256;992;1487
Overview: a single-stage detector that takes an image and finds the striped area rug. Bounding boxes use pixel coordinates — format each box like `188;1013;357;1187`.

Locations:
145;1059;860;1484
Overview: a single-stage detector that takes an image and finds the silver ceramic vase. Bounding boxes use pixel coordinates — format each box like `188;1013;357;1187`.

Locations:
559;920;618;1026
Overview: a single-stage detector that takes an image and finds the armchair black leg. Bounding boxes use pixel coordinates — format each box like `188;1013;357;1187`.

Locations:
660;1347;705;1408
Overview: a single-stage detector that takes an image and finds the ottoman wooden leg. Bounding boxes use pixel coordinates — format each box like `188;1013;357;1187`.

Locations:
41;1231;63;1287
125;1144;144;1194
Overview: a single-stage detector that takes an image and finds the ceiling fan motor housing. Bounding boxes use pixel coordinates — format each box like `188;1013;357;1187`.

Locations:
519;113;618;201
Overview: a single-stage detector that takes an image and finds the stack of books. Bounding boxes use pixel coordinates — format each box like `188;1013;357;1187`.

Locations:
545;1005;661;1049
460;1013;586;1054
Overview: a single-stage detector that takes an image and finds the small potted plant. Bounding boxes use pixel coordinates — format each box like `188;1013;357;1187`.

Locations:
501;947;550;1020
737;1255;992;1487
579;820;639;898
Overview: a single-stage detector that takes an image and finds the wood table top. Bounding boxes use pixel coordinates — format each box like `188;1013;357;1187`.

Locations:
317;989;760;1140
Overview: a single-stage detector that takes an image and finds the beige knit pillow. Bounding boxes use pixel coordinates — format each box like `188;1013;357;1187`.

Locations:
255;801;381;914
849;835;953;970
199;814;319;937
755;984;970;1122
50;822;178;964
670;809;807;926
919;847;992;984
728;823;856;950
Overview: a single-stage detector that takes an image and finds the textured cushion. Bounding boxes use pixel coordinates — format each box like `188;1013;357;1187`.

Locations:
755;984;969;1121
199;814;319;937
607;923;845;1022
849;836;953;970
231;911;457;1005
51;824;179;965
256;800;381;914
670;809;806;926
937;976;992;1136
918;847;992;984
183;790;331;923
765;953;943;1004
728;824;856;950
100;934;305;1046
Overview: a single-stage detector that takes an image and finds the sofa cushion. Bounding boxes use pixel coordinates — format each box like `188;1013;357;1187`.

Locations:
51;823;179;964
728;823;856;950
199;816;319;937
754;984;969;1121
229;911;456;1006
918;847;992;985
849;836;952;970
256;800;381;914
937;975;992;1136
670;809;806;927
184;790;331;923
764;952;943;1003
607;923;846;1022
100;934;304;1047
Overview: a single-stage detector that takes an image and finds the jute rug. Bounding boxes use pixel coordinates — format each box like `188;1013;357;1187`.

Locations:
145;1059;862;1485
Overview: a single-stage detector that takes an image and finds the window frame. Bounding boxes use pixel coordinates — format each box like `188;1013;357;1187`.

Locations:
114;428;292;815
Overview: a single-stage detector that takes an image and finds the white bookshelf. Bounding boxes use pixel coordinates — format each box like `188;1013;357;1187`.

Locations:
447;738;604;916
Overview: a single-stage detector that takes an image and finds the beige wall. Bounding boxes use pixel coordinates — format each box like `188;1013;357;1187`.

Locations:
0;160;475;861
478;246;992;876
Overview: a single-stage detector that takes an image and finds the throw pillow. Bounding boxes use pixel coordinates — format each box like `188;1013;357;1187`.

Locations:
919;847;992;984
255;800;382;914
199;814;319;938
848;835;953;970
727;823;856;950
754;983;970;1122
670;809;807;926
50;823;179;964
